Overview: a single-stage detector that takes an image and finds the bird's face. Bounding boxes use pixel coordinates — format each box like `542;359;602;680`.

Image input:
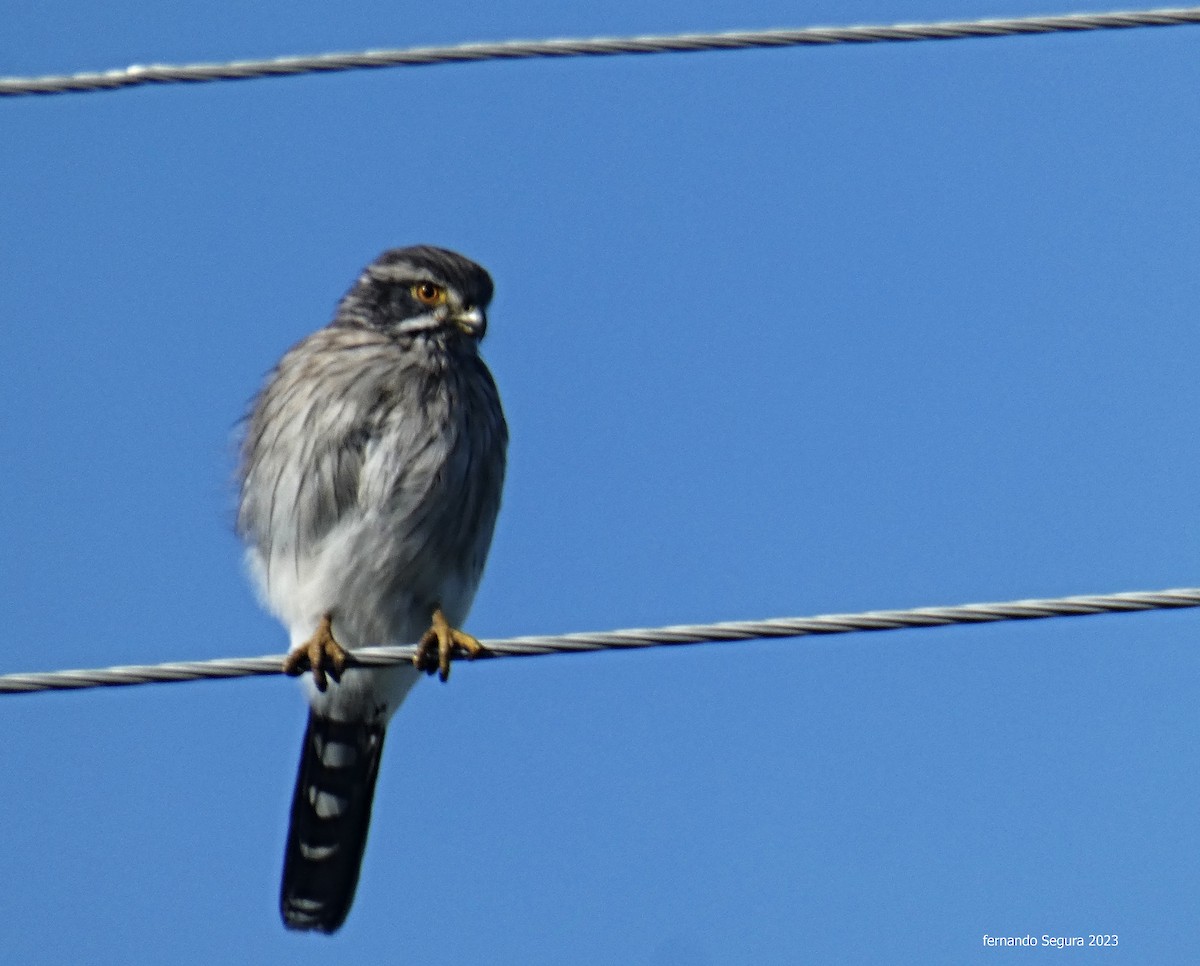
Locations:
335;245;494;342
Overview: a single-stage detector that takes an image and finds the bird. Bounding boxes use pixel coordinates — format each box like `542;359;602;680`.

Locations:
236;245;508;933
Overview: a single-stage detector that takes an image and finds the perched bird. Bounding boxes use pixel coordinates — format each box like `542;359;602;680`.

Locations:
237;246;508;933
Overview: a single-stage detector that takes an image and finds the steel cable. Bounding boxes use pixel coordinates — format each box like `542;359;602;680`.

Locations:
2;7;1199;97
3;587;1197;695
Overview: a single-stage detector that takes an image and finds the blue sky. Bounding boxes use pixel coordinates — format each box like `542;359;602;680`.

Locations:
3;2;1199;963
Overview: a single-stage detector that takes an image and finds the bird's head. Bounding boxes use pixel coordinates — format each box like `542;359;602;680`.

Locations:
334;245;494;342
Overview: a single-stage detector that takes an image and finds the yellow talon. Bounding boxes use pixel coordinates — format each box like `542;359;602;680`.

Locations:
282;613;349;692
414;607;484;682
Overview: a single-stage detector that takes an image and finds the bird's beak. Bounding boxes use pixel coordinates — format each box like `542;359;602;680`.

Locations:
452;306;487;338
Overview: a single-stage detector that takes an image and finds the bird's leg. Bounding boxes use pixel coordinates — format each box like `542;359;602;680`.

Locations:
414;606;485;682
283;612;350;692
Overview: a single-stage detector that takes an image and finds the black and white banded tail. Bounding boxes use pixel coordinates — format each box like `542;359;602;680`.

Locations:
281;714;387;933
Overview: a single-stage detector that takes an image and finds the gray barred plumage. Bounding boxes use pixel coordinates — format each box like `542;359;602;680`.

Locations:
237;245;507;933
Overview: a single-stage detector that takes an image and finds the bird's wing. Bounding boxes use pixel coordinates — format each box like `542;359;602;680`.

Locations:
237;329;396;566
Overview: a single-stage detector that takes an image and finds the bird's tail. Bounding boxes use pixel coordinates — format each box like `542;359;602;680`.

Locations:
280;713;387;933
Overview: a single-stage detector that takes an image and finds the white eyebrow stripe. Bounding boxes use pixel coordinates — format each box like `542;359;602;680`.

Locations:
364;263;433;284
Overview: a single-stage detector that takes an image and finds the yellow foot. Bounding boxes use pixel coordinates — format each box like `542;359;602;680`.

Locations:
283;613;349;692
414;607;485;682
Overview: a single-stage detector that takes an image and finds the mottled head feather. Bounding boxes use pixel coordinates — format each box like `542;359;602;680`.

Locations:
333;245;494;337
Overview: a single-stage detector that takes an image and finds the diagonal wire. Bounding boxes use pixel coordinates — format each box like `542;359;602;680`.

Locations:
2;7;1200;98
2;587;1197;695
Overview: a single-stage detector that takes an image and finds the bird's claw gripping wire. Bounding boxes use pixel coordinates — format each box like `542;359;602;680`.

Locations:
283;613;350;692
414;607;485;682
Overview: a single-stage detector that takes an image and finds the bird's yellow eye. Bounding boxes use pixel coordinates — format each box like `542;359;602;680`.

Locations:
412;281;447;306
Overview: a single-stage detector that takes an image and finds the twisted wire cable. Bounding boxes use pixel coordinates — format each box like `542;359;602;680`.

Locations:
2;587;1197;695
2;7;1199;98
